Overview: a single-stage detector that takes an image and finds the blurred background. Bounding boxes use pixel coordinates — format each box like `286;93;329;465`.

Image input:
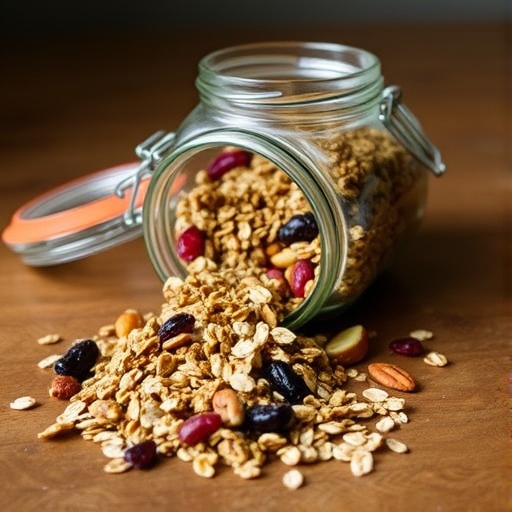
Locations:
2;0;510;37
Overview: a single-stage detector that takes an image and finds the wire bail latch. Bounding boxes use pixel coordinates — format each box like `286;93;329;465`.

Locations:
115;130;176;226
379;85;445;176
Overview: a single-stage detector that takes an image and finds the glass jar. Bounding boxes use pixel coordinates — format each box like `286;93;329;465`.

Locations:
141;42;445;329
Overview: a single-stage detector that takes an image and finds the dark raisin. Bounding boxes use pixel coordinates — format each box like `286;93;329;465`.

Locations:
54;339;100;381
244;403;295;433
124;440;157;469
262;360;311;404
158;313;196;343
278;212;318;245
178;412;222;445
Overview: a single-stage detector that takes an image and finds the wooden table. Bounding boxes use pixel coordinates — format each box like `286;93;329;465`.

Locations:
1;22;510;512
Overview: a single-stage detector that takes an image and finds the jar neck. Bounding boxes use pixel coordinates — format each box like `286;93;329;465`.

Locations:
196;41;383;122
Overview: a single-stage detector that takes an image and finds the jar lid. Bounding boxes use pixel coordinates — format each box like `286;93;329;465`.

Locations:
2;162;149;266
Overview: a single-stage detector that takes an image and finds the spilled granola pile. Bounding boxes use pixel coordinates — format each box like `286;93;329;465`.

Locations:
37;264;413;484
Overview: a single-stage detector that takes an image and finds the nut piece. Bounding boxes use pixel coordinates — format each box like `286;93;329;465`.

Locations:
114;309;145;338
10;396;37;410
423;351;448;367
367;363;416;392
212;388;245;427
49;375;81;400
325;325;369;365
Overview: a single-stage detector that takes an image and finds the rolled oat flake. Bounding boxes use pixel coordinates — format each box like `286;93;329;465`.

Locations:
2;41;445;329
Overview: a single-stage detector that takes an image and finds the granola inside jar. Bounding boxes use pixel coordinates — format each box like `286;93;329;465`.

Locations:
143;42;444;328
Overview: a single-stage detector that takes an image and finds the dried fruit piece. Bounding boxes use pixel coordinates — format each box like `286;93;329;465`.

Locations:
287;259;315;298
178;412;222;445
177;226;205;262
389;336;424;357
367;363;416;392
244;403;295;433
158;313;195;343
124;440;157;469
49;375;81;400
262;360;311;403
278;212;318;245
325;325;369;365
207;149;252;181
54;340;99;381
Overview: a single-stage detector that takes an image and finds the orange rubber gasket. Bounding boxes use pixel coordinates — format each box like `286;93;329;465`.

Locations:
2;162;148;246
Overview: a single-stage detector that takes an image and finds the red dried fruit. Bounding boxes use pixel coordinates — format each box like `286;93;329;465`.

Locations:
266;267;290;295
287;259;315;298
124;440;157;469
389;337;424;357
177;226;204;262
207;149;252;181
178;412;222;445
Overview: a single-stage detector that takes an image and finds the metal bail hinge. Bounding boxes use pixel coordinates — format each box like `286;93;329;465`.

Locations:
379;85;446;176
115;130;176;226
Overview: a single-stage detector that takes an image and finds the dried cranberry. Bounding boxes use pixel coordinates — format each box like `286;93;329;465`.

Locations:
287;259;315;298
262;360;311;404
207;149;252;181
244;403;295;433
177;226;204;262
178;412;222;445
158;313;195;343
389;337;424;357
54;339;100;381
278;212;318;245
124;440;157;469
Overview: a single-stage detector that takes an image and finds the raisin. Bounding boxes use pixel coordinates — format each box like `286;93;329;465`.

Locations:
262;360;311;404
177;225;205;262
278;212;318;245
124;440;157;469
54;339;100;381
178;412;222;445
207;149;252;181
158;313;196;343
389;337;424;357
244;403;295;433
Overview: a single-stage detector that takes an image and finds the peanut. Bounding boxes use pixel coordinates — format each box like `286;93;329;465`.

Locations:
114;309;145;338
212;388;245;427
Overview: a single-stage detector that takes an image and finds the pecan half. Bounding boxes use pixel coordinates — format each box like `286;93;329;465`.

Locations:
367;363;416;392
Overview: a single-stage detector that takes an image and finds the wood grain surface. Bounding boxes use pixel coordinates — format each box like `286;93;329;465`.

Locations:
1;22;510;512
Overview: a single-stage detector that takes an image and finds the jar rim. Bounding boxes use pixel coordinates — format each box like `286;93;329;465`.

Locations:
197;41;382;106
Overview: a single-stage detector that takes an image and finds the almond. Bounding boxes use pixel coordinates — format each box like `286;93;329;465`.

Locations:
325;325;369;365
367;363;416;392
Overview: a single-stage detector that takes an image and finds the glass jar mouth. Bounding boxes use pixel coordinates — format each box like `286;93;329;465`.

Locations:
143;131;345;330
197;41;382;106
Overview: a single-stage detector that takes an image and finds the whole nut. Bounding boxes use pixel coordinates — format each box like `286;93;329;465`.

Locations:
49;375;81;400
114;309;145;338
212;388;245;427
367;363;416;392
